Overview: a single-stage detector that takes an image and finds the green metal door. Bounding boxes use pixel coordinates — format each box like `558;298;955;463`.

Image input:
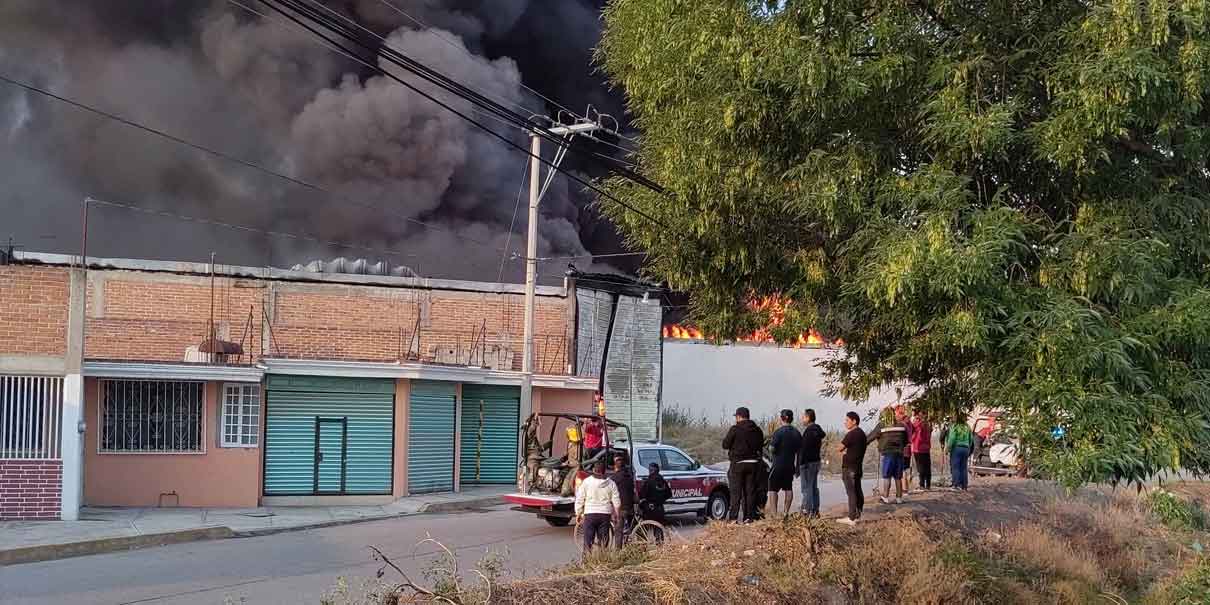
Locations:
264;376;394;496
460;384;520;485
315;418;346;494
407;381;456;494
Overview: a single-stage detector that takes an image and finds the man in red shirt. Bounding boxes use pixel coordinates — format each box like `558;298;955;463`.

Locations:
584;416;605;461
909;410;933;491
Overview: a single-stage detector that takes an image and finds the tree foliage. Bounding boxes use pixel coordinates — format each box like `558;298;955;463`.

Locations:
598;0;1210;485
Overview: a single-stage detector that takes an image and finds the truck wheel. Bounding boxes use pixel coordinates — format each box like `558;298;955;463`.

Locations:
706;491;729;521
544;516;571;527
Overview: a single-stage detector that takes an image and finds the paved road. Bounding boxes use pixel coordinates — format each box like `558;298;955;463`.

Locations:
1;478;868;605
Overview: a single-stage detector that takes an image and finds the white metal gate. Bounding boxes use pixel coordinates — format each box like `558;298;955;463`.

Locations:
0;375;63;460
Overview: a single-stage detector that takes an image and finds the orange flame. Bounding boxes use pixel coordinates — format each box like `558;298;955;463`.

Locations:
662;295;842;348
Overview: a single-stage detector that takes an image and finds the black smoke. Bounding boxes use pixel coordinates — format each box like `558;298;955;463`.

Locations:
0;0;639;283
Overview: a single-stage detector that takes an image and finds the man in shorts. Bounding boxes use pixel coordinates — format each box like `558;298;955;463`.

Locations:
767;409;803;518
866;406;908;504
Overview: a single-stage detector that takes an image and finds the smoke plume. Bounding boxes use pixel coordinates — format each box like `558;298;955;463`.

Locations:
0;0;636;283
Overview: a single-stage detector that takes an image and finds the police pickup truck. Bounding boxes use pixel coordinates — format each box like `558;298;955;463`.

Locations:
502;413;730;525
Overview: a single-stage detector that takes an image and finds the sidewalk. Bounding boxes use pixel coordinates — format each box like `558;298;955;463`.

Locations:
0;486;509;566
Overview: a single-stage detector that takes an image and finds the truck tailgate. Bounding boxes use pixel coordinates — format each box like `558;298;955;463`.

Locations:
502;493;575;507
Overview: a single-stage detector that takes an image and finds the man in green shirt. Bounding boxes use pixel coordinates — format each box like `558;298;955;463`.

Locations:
945;414;975;490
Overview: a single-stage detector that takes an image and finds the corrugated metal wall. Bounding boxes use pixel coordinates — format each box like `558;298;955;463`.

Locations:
407;380;456;494
264;376;394;496
459;384;520;485
603;295;662;441
575;288;614;378
573;288;662;441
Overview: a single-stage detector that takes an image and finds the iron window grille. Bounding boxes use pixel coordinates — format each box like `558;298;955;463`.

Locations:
0;375;63;460
221;383;260;448
99;380;205;453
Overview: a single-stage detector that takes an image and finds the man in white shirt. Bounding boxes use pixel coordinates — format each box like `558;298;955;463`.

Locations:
575;460;621;552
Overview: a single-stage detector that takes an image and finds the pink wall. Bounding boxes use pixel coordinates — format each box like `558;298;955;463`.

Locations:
393;378;410;498
83;378;262;508
533;387;595;457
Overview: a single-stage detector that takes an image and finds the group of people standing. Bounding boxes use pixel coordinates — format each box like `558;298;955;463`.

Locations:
574;452;673;553
722;404;980;526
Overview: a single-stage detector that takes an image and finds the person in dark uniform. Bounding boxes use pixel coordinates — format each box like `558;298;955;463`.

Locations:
639;462;672;544
639;462;672;524
609;453;636;548
722;406;764;522
767;409;803;518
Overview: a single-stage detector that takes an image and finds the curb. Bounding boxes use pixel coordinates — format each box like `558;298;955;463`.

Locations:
417;495;504;514
0;526;234;567
231;513;404;538
1;495;504;566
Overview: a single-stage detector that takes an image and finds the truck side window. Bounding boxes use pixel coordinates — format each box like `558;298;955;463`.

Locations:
661;449;693;472
638;449;661;470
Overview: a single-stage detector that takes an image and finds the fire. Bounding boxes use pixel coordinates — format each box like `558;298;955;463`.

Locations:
661;295;843;348
661;324;704;339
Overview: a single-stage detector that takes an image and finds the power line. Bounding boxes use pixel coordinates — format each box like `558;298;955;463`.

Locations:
497;156;529;284
85;196;519;278
256;0;670;223
285;0;655;186
86;196;417;261
371;0;645;148
537;251;649;261
0;72;503;252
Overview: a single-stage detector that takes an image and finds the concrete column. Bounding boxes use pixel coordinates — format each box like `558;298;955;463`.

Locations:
61;268;86;521
60;373;84;520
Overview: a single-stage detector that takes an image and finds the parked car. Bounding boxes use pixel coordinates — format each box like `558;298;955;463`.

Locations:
626;440;731;521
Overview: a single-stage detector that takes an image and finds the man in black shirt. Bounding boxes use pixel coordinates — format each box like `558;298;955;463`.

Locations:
609;453;636;547
838;411;868;525
722;406;764;522
799;408;826;516
768;409;803;518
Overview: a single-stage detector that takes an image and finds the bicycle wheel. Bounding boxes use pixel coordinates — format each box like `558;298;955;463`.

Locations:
629;519;666;546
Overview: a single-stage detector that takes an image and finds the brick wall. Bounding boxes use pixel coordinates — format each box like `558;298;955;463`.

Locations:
83;270;571;372
0;266;70;357
0;460;62;520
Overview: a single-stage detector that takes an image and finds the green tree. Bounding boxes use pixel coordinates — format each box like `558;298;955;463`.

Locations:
597;0;1210;485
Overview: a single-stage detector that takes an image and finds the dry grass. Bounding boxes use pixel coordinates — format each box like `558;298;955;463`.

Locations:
491;481;1208;605
344;479;1210;605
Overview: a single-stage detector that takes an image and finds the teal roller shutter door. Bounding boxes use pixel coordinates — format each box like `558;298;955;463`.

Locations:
264;376;395;496
408;381;456;494
460;385;520;485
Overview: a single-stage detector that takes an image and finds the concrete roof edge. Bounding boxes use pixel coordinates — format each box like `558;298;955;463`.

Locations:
260;358;598;390
14;251;566;297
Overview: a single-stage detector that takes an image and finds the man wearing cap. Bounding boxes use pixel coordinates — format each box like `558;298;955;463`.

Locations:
721;406;764;522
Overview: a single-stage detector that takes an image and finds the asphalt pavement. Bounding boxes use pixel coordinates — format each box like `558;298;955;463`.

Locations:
1;478;871;604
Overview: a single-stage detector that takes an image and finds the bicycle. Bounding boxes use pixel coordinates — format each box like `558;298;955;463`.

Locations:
572;510;667;551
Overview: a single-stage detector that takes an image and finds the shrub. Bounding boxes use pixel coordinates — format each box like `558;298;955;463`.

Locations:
1148;489;1209;531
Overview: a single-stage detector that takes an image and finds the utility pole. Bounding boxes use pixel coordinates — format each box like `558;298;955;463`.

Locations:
520;121;602;424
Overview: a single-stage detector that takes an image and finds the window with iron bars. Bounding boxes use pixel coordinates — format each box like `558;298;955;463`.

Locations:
1;375;63;460
99;380;205;453
221;383;260;448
